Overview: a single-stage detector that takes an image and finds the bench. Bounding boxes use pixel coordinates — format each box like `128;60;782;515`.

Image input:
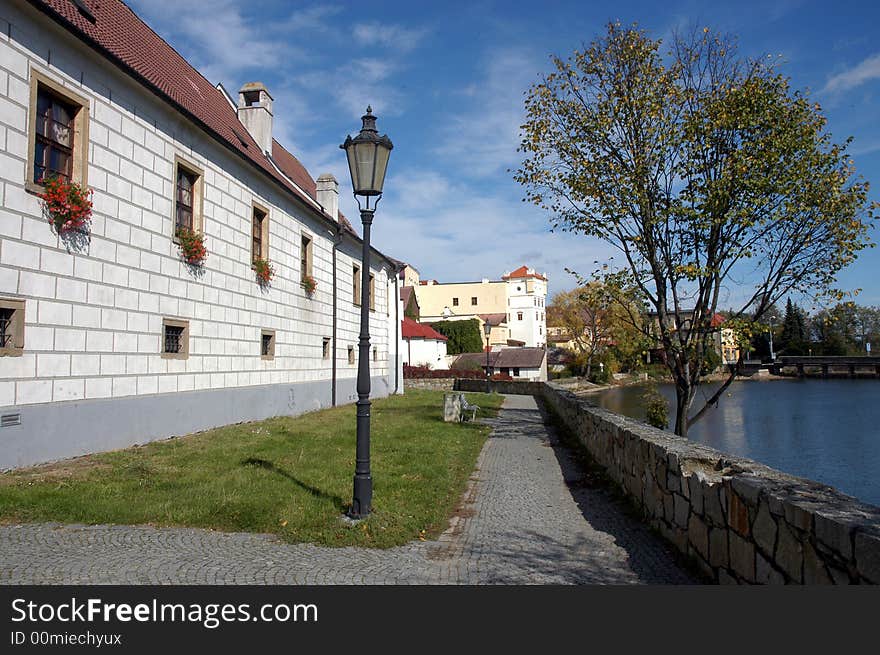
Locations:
459;393;480;422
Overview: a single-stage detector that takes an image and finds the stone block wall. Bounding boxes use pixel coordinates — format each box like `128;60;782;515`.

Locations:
404;378;456;391
454;378;546;396
539;383;880;584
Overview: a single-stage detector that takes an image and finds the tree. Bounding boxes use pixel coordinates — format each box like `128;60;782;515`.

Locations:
779;299;809;355
549;276;649;378
429;319;484;355
516;23;875;436
812;302;880;355
547;285;608;378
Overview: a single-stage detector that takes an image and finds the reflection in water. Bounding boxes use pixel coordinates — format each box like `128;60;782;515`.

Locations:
587;379;880;507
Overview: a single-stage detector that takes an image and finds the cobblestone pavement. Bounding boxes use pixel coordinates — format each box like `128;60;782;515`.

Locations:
0;395;698;584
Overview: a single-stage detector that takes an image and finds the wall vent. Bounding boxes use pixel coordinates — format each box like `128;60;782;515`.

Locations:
1;413;21;427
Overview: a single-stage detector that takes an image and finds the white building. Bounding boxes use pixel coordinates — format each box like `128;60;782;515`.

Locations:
503;266;548;348
0;0;404;469
411;265;548;348
401;317;448;370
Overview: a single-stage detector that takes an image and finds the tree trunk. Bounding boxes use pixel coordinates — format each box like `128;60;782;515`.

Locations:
673;381;692;438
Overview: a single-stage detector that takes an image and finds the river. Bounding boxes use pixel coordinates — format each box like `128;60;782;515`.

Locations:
587;379;880;507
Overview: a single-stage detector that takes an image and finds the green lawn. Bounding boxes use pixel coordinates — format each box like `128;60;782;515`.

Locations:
0;390;503;548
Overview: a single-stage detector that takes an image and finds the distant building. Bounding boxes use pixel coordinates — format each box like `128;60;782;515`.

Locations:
453;347;547;381
402;318;448;370
646;310;739;366
411;265;548;348
400;286;420;321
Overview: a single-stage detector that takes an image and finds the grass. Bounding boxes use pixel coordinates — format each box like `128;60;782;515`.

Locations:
0;390;503;549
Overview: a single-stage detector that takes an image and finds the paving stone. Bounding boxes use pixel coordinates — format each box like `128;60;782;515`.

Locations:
0;394;697;586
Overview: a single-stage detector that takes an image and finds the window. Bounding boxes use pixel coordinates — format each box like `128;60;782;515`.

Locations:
471;297;478;306
373;347;378;362
251;204;268;263
513;367;520;377
348;345;355;365
353;264;361;305
517;312;523;321
171;158;204;240
323;337;331;360
261;330;275;360
369;274;375;311
452;297;459;306
27;71;89;193
161;319;189;359
0;299;25;357
301;234;313;281
501;367;510;376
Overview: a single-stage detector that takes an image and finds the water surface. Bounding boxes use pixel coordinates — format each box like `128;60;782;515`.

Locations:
588;379;880;507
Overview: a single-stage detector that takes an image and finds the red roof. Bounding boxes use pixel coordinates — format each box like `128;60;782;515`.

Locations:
710;313;726;328
402;318;447;341
478;313;507;326
28;0;356;230
502;265;547;281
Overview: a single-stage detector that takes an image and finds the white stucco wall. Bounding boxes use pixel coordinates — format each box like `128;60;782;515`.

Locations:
0;3;398;409
403;338;448;370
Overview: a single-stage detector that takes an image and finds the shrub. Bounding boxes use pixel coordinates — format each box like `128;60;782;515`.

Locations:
644;386;668;430
403;364;486;379
429;319;484;355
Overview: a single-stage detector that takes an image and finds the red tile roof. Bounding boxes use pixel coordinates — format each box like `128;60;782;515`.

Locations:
478;313;507;326
502;265;547;281
453;347;546;369
402;318;448;341
28;0;362;233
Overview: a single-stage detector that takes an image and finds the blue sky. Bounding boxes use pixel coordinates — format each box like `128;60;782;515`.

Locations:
128;0;880;306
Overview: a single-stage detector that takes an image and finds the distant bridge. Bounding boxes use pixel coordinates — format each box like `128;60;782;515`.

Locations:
769;356;880;378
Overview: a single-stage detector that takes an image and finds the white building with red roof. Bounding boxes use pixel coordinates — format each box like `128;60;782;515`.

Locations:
401;317;448;370
0;0;404;469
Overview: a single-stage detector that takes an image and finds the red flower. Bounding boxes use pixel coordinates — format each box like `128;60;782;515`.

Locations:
176;227;208;266
39;176;93;234
252;258;274;285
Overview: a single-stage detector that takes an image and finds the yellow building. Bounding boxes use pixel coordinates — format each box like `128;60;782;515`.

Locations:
410;266;549;348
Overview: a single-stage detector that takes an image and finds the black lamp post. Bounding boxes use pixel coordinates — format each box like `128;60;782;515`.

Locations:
340;106;393;520
483;321;491;393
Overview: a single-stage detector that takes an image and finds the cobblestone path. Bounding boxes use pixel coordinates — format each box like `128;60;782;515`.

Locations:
0;395;698;584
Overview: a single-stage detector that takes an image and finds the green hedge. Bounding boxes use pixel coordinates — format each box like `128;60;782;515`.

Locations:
429;318;484;355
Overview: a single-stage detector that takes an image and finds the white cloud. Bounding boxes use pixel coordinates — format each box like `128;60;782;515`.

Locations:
295;58;405;120
352;22;427;52
362;169;617;296
823;52;880;94
127;0;298;84
435;48;542;178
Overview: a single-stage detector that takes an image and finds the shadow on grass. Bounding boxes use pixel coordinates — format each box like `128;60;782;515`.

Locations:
241;458;346;511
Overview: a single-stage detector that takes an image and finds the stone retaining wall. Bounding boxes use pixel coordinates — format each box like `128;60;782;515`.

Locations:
404;378;457;391
454;378;546;396
524;381;880;584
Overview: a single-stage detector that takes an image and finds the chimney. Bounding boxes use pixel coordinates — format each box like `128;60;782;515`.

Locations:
316;173;339;222
237;82;273;153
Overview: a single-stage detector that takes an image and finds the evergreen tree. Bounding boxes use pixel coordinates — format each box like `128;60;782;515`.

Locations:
780;299;808;355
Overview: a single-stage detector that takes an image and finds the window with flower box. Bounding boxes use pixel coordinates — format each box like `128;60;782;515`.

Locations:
26;70;89;194
172;157;204;241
